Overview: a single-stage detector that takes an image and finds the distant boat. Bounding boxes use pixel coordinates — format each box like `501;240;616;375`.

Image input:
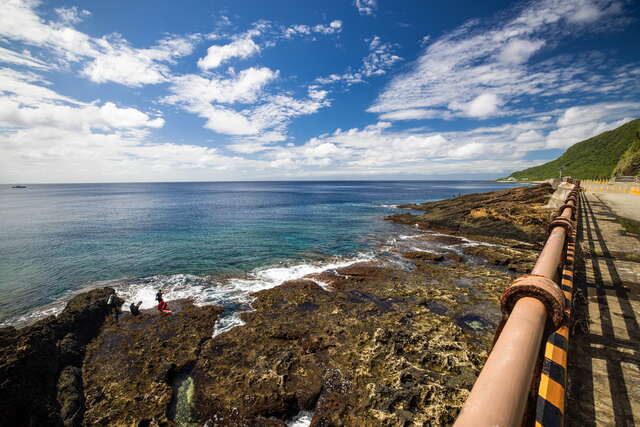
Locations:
11;185;27;188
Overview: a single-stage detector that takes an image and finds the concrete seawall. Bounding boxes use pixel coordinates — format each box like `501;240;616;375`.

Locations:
545;182;575;209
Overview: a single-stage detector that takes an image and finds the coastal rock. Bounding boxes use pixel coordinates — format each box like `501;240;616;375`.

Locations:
387;184;554;243
403;250;465;263
0;287;113;426
404;250;446;262
81;300;223;426
57;366;84;427
189;260;509;426
462;245;538;273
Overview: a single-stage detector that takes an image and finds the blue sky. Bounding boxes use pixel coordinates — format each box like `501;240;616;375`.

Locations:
1;0;639;182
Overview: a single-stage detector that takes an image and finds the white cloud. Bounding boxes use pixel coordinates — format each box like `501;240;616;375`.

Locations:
0;100;164;130
315;35;402;86
0;69;164;132
450;93;504;118
250;100;639;177
283;20;343;38
54;6;90;25
0;46;50;69
82;35;198;86
546;102;640;148
354;0;377;16
498;39;544;64
567;0;623;24
0;67;79;105
0;67;266;183
164;68;330;140
198;38;260;70
516;129;543;143
378;108;452;121
362;36;403;77
0;0;200;86
166;67;278;105
0;0;97;61
314;20;343;34
368;0;631;121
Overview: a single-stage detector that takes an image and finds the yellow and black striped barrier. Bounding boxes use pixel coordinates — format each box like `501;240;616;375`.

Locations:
580;179;640;195
535;202;578;426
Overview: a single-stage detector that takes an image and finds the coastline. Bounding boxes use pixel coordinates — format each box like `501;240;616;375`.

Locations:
0;183;555;426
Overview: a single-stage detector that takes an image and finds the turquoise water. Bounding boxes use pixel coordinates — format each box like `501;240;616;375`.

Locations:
0;181;523;325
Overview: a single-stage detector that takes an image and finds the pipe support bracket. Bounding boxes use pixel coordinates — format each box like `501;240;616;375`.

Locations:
500;274;566;334
547;216;574;235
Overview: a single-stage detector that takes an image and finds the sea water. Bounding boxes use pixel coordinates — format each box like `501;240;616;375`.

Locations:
0;181;524;326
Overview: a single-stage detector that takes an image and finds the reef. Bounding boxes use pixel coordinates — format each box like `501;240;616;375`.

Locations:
386;183;554;244
0;184;555;426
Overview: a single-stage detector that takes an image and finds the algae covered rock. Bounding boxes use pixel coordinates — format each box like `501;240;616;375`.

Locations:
188;263;499;426
387;184;554;243
82;299;223;426
0;287;113;427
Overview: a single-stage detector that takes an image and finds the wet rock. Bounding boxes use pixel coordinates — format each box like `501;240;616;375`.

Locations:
388;184;554;243
185;260;507;426
59;333;83;366
0;287;113;427
462;245;538;273
82;300;223;426
404;250;446;262
57;366;84;427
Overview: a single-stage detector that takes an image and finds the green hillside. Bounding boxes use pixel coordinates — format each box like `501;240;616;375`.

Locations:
507;118;640;180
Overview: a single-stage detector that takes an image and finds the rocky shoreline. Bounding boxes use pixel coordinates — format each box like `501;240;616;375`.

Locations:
0;183;555;426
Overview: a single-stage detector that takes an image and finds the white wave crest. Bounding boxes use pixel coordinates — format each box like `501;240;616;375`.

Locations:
287;410;314;427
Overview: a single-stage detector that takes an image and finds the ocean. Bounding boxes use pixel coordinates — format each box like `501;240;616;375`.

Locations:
0;181;524;327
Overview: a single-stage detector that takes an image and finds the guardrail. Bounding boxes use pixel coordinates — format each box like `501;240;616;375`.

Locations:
581;179;640;195
455;180;581;427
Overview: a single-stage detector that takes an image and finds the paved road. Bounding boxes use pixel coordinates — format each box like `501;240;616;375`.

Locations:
567;193;640;426
594;193;640;222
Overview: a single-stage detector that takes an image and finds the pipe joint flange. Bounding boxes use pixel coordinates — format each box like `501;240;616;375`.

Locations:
548;216;574;235
557;203;576;220
565;195;578;204
500;274;566;332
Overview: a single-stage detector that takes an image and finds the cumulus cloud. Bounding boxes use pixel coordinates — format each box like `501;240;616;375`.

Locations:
0;0;97;61
449;93;504;118
0;100;164;130
354;0;377;16
0;67;266;183
164;68;330;140
368;0;632;121
166;67;278;105
546;102;640;148
0;69;164;132
82;35;199;86
248;100;640;177
198;38;260;70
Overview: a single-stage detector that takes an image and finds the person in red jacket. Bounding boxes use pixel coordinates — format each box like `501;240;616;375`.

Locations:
157;300;169;312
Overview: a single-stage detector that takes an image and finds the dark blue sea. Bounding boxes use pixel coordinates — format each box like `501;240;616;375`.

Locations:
0;181;524;327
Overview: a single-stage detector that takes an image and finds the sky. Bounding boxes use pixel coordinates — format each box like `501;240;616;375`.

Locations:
0;0;639;183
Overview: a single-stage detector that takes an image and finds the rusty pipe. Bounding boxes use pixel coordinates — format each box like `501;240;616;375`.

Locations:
454;297;547;426
531;191;576;277
531;226;567;278
455;185;578;426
